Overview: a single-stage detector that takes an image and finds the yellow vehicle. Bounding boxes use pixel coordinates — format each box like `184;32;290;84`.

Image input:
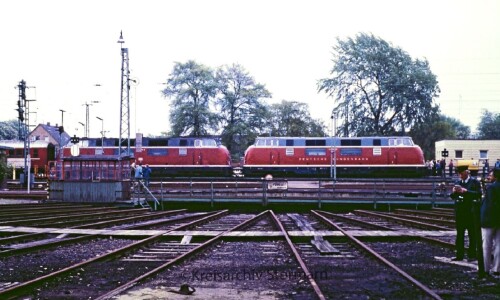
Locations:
456;159;479;176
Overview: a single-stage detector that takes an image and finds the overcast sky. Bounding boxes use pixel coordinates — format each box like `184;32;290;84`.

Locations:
1;0;499;138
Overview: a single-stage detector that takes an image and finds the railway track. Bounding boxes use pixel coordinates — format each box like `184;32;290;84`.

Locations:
1;205;497;299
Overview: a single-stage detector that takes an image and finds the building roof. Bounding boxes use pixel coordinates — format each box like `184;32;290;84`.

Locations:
33;123;71;145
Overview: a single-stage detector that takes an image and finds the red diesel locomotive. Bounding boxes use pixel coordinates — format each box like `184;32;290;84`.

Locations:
62;136;232;177
0;140;56;178
242;136;426;178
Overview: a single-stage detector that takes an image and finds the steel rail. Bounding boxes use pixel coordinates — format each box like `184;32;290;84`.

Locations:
0;208;151;227
354;210;451;231
95;210;271;300
269;210;326;300
316;210;456;249
387;211;455;227
315;210;395;230
0;209;190;257
393;209;455;219
0;209;229;299
311;210;443;300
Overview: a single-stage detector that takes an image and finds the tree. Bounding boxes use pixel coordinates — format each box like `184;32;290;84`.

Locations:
318;33;440;136
265;100;326;137
215;64;271;160
0;155;9;187
410;113;470;160
0;120;19;140
477;110;500;139
162;61;219;136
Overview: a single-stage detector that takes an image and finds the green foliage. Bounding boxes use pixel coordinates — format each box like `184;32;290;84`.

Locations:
266;100;326;137
477;110;500;139
318;33;440;136
0;119;19;140
215;64;272;160
0;155;10;183
162;60;219;136
410;113;470;160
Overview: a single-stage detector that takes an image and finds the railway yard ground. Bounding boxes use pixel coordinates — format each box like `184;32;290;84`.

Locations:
1;178;499;299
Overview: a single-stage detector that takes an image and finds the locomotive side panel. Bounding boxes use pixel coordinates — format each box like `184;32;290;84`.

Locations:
242;136;426;178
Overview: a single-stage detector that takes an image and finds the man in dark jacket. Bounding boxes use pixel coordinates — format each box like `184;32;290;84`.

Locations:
450;165;482;261
480;168;500;276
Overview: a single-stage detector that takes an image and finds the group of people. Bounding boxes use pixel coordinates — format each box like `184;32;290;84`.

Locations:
450;164;500;277
426;159;453;177
130;161;152;188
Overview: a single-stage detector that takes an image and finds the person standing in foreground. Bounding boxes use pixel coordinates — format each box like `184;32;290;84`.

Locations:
480;168;500;277
450;165;482;261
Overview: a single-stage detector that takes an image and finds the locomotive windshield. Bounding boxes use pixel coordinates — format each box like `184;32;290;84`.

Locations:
255;138;279;147
389;137;413;146
194;138;218;147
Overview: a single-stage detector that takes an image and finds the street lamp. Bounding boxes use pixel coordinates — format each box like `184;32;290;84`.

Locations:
96;116;104;153
59;109;66;127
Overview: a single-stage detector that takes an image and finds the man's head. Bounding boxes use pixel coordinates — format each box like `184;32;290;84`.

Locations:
456;165;469;180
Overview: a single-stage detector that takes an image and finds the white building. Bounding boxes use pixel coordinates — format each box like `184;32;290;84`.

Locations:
435;139;500;171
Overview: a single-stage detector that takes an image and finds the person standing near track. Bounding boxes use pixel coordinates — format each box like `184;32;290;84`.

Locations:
450;164;482;261
480;168;500;277
143;164;152;187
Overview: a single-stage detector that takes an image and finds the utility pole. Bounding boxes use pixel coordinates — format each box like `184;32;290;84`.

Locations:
118;31;131;156
82;101;99;137
96;116;104;153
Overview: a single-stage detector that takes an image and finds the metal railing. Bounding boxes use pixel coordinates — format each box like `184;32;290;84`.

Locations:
135;177;455;208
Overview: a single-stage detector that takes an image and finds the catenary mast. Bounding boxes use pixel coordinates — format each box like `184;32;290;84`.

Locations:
118;31;131;156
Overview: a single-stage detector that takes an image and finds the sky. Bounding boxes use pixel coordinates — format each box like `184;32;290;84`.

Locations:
1;0;499;139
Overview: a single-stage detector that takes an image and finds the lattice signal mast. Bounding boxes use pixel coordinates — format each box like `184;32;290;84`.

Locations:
16;80;35;183
118;31;131;156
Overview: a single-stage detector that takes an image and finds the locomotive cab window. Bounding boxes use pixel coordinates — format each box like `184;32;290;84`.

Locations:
203;139;217;147
255;139;278;147
389;138;412;146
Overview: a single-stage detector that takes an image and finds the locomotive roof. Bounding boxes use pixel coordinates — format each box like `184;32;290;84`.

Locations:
255;136;413;140
253;136;415;147
78;136;222;147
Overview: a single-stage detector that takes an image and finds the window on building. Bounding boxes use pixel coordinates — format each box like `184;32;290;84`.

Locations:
455;150;463;159
479;150;488;159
